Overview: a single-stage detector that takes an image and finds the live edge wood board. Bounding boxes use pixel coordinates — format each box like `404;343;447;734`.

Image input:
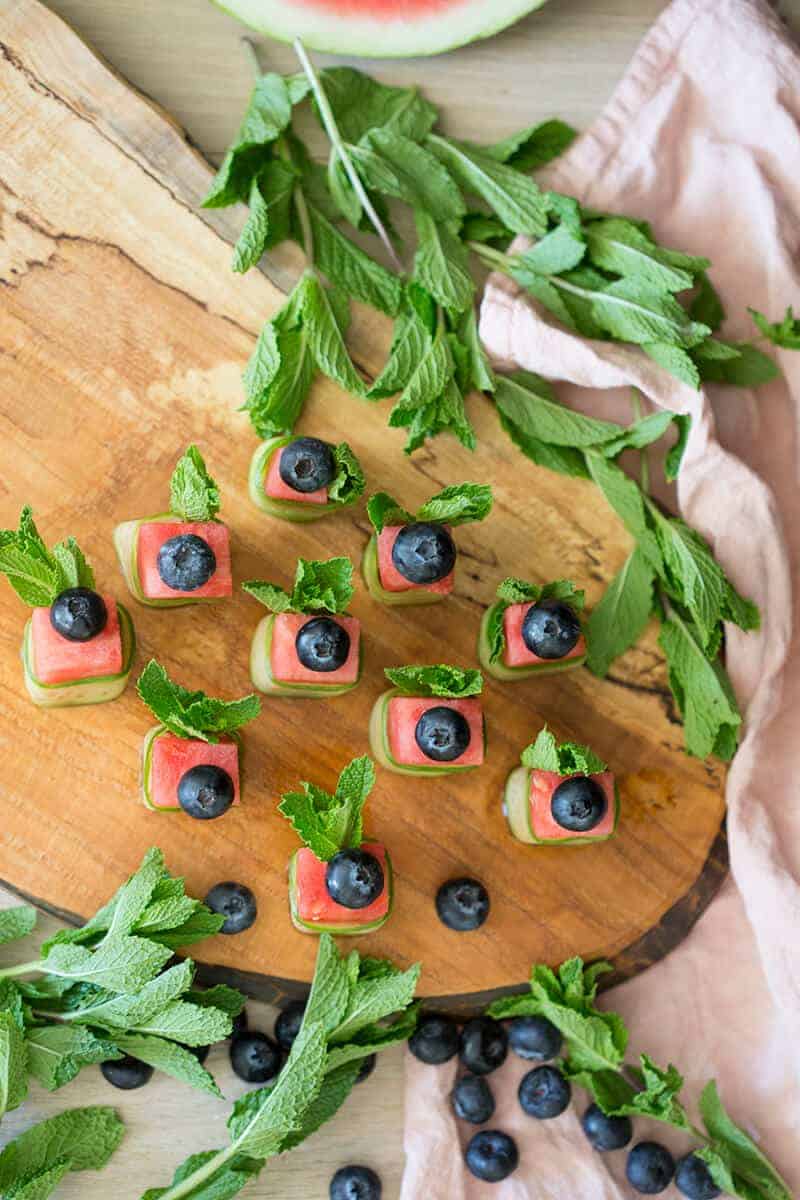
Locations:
0;0;728;1012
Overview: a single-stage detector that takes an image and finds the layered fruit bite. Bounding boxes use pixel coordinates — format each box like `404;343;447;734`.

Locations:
113;445;232;607
370;664;486;777
137;658;260;817
0;506;135;707
249;434;366;522
504;727;618;846
362;483;492;606
244;556;361;697
279;755;392;936
479;577;587;680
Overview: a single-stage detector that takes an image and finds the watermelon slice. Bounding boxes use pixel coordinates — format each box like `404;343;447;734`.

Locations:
214;0;548;58
478;601;587;680
249;614;361;696
361;531;453;607
113;513;232;607
249;437;359;524
22;600;135;708
289;843;392;935
141;727;241;812
504;766;618;846
369;690;485;776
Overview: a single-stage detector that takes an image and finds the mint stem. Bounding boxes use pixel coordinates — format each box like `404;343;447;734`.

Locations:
153;1146;235;1200
0;959;43;979
631;390;650;493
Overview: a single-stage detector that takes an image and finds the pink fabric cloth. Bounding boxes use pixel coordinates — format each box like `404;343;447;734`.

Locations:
401;1;800;1195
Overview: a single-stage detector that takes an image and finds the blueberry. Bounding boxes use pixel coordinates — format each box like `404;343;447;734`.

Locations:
518;1065;571;1119
329;1164;381;1200
355;1053;377;1084
157;532;216;592
295;617;351;673
415;706;471;763
391;522;456;585
626;1142;676;1194
230;1031;282;1084
280;436;336;494
190;1044;210;1064
581;1103;633;1151
204;881;257;934
325;849;384;910
508;1015;563;1062
465;1130;519;1183
522;598;581;659
436;878;490;931
459;1016;508;1076
177;764;235;820
101;1055;153;1090
451;1074;495;1124
232;1008;248;1037
274;999;306;1051
408;1013;459;1064
675;1153;721;1199
550;776;607;833
50;588;108;642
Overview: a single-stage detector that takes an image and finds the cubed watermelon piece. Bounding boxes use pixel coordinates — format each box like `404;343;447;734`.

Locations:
530;770;616;841
147;731;240;810
264;447;328;505
137;521;232;601
376;526;455;595
270;613;361;686
294;843;390;929
387;697;485;768
31;595;123;685
503;602;587;668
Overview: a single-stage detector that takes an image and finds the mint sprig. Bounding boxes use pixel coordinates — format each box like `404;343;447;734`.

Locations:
385;664;483;699
486;577;584;665
243;555;354;616
168;446;221;522
521;727;606;776
0;508;95;608
279;755;375;861
136;659;260;743
366;482;492;535
0;1107;125;1196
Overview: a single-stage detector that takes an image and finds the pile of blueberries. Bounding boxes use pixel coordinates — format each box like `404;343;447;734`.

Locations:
409;1011;721;1199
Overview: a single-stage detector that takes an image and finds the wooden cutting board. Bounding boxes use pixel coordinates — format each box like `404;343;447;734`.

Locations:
0;0;727;1011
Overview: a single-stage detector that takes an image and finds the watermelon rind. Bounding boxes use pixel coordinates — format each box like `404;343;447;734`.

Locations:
368;688;483;777
288;848;393;935
113;512;228;608
249;437;360;523
478;604;587;681
141;724;242;812
211;0;548;59
361;535;448;608
249;613;361;696
503;766;620;846
21;602;136;708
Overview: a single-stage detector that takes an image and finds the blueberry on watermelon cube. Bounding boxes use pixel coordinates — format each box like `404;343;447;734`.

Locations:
142;729;240;815
371;694;485;776
503;766;618;845
113;516;232;607
362;525;455;607
289;844;391;936
24;593;135;708
479;598;586;680
250;612;361;696
268;437;334;502
248;435;363;523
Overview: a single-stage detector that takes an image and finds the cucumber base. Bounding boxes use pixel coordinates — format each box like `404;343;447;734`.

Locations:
368;689;483;777
287;849;393;936
361;536;448;607
248;437;357;522
503;766;619;845
22;603;136;708
478;605;587;681
249;615;360;697
113;513;224;608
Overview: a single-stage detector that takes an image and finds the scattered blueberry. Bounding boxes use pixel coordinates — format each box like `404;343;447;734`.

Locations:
275;999;306;1051
280;436;336;494
581;1103;633;1151
435;878;490;931
391;522;456;585
204;881;257;934
518;1064;571;1119
190;1044;211;1064
451;1074;495;1124
465;1130;519;1183
675;1153;721;1200
232;1008;248;1037
408;1013;460;1065
508;1015;563;1062
522;598;581;660
295;616;351;673
459;1016;508;1076
177;764;235;820
156;532;216;591
230;1031;282;1084
50;587;108;642
415;706;471;763
356;1054;377;1084
101;1055;154;1090
329;1164;382;1200
626;1142;676;1194
550;776;607;833
325;849;384;910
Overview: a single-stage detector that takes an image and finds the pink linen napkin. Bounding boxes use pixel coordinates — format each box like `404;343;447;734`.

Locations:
401;1;800;1195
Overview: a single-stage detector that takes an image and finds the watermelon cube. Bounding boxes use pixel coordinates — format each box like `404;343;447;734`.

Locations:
376;527;454;595
265;447;328;506
503;766;618;845
478;601;587;680
369;691;485;776
31;594;123;685
250;614;361;696
289;843;392;935
136;520;232;602
142;728;240;812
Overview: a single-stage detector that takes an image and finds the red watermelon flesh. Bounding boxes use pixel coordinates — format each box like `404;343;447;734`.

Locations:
271;613;361;685
295;843;389;926
264;447;328;505
137;521;232;600
387;697;484;767
376;527;454;595
530;770;616;840
31;595;123;684
503;602;586;668
149;733;240;810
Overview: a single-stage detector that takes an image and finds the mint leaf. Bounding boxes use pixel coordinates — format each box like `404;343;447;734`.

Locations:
698;1081;792;1200
693;341;779;386
51;538;95;591
136;659;261;742
750;305;800;349
427;135;549;236
326;1005;419;1071
486;119;578;171
585;454;662;567
460;212;511;247
572;275;710;348
368;307;433;400
413;211;474;315
598;409;692;482
384;664;482;698
202;74;292;209
301;272;366;395
5;1158;72;1199
0;907;36;946
365;492;413;534
279;1061;361;1155
41;936;172;995
243;282;315;438
390;371;475;455
241;580;292;613
140;1149;263;1200
458;309;495;392
106;1032;219;1096
145;908;225;951
317;68;437;143
0;1011;27;1117
585;218;706;292
586;548;655;677
0;508;64;607
25;1025;119;1092
187;986;246;1019
244;557;353;616
642;342;701;390
232;161;295;274
518;225;586;275
303;935;352;1037
493;373;622;449
169;446;221;522
0;1108;124;1192
279;755;374;860
306;203;402;316
659;610;742;760
359;129;465;222
328;444;365;506
416;482;492;526
690;272;725;331
330;962;420;1045
521;727;606;775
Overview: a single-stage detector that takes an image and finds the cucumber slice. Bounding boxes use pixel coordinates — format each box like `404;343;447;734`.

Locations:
287;849;393;936
22;602;136;708
361;535;448;607
141;724;242;811
249;614;360;697
368;689;482;777
478;604;587;680
503;767;536;843
249;437;360;522
113;512;224;608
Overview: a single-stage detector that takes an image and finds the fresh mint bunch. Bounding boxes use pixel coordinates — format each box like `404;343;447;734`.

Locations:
0;1106;125;1198
520;727;606;776
242;555;353;616
0;508;95;608
366;482;493;535
136;660;261;743
279;755;375;861
749;305;800;349
169;446;221;523
486;578;584;665
384;664;483;699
